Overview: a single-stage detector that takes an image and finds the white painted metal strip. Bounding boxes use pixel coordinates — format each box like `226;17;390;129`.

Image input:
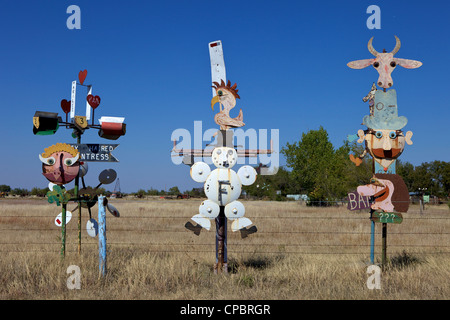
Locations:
85;85;92;121
209;40;226;97
70;80;76;119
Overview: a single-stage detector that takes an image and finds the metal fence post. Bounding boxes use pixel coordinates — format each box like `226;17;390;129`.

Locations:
370;219;375;264
215;206;227;274
381;222;387;266
61;204;67;259
98;195;107;277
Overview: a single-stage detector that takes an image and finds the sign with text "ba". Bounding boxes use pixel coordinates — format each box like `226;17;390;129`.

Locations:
347;190;372;211
69;143;119;162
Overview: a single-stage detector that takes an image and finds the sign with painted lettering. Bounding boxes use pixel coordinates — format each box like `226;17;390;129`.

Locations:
209;40;226;97
371;210;403;224
69;143;119;162
70;80;77;119
347;190;372;211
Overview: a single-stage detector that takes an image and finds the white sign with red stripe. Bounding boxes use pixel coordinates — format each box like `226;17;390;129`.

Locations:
55;211;72;227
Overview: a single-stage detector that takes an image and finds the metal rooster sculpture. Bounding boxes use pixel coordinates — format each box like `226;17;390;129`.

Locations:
211;80;245;130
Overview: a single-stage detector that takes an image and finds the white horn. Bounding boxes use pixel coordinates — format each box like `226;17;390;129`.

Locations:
368;37;378;56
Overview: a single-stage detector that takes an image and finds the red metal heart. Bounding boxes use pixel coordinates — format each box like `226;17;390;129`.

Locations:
61;99;71;114
87;94;101;109
78;70;87;85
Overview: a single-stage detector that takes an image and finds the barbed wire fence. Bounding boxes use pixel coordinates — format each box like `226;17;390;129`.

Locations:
1;199;449;258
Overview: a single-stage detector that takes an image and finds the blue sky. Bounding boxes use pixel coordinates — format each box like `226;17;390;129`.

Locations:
0;0;449;193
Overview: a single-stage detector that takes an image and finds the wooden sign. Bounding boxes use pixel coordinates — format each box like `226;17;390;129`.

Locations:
347;190;372;211
371;210;403;224
68;143;119;162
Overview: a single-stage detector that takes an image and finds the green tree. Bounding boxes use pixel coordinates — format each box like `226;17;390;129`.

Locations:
11;188;29;197
30;187;48;197
429;160;450;197
397;160;415;191
0;185;11;193
135;189;146;198
281;127;371;205
168;186;181;195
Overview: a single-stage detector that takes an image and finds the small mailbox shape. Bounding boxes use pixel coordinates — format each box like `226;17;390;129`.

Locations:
98;116;126;140
33;111;61;135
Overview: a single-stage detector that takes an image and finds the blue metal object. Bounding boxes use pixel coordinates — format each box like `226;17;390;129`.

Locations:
363;89;408;130
347;133;358;142
374;160;396;174
98;195;107;277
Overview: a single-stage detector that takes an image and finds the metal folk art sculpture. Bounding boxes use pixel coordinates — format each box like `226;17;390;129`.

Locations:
40;143;80;186
211;80;245;130
190;147;257;232
347;36;422;89
34;70;124;258
173;40;274;274
350;89;413;174
347;36;422;265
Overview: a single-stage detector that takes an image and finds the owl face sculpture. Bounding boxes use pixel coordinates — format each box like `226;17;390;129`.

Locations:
39;143;80;185
211;146;237;169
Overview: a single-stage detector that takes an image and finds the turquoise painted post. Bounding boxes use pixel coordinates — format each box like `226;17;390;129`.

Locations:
98;195;107;277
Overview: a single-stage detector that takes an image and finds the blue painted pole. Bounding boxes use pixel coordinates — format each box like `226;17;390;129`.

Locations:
98;195;107;277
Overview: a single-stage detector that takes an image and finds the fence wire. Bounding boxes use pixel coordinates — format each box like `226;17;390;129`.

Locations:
1;199;449;257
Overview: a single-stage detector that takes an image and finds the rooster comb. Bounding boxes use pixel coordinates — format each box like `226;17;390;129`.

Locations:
212;79;240;99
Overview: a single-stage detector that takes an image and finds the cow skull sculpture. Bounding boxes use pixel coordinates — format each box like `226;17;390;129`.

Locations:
347;36;422;89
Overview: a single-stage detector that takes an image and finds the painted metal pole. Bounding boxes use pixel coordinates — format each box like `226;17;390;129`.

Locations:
76;134;82;255
370;219;375;264
215;206;227;274
98;195;107;277
381;222;387;266
61;203;67;258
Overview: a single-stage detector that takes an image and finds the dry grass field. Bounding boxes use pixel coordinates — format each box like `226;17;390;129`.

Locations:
0;197;449;300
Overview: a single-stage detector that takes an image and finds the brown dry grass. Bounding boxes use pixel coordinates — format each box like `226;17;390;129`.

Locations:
0;198;449;300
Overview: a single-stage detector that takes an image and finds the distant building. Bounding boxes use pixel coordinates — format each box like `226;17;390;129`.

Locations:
286;194;309;201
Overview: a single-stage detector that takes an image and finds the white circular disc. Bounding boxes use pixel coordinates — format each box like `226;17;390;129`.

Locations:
199;200;220;219
225;200;245;220
55;211;72;227
98;169;117;185
106;203;120;217
190;162;211;183
237;165;257;186
48;182;60;191
204;169;241;206
86;218;98;237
